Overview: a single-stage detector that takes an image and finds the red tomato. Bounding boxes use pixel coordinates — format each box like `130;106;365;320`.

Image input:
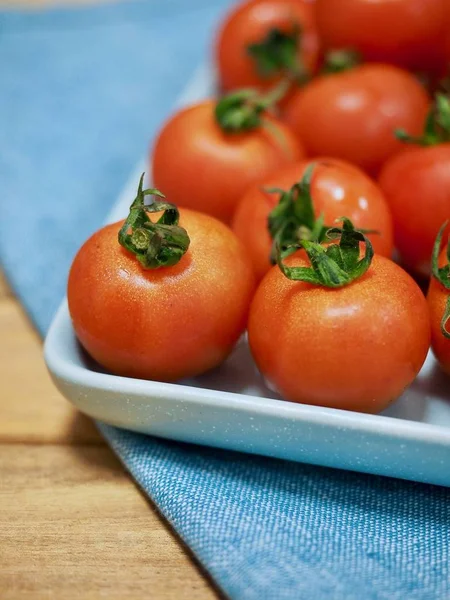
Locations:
216;0;319;92
378;144;450;276
315;0;448;73
443;27;450;74
68;210;255;382
232;158;394;281
428;246;450;375
248;253;430;413
151;100;303;223
445;34;450;68
283;64;430;175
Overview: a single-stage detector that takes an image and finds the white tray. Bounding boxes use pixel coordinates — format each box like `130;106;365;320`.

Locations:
44;65;450;487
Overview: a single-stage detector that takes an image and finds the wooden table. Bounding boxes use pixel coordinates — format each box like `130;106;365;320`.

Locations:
0;277;221;600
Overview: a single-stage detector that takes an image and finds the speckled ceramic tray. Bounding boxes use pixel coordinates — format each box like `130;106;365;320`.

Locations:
44;65;450;487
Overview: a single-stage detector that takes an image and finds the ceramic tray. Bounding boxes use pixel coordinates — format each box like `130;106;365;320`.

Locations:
44;65;450;487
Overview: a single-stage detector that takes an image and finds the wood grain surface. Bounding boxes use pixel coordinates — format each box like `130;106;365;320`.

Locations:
0;269;220;599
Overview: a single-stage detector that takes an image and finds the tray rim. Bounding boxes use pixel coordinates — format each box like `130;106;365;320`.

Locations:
45;300;450;446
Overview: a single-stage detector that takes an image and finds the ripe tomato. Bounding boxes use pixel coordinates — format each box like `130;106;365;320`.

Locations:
249;252;430;413
68;209;255;382
378;144;450;276
216;0;319;93
283;64;430;175
443;25;450;76
315;0;448;73
232;158;394;281
428;243;450;375
151;100;303;223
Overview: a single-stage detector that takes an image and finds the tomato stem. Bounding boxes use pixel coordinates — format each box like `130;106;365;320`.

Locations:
396;94;450;146
431;221;450;338
321;49;361;74
118;174;190;269
247;25;309;85
276;217;374;287
266;162;332;264
215;79;290;133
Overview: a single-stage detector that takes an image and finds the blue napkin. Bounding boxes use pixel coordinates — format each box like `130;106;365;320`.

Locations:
1;2;449;599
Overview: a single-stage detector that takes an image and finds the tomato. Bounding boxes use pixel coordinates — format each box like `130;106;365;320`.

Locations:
283;64;430;175
68;209;255;382
428;245;450;375
315;0;448;73
443;22;450;75
445;33;450;69
151;100;303;223
249;252;430;413
378;144;450;276
216;0;319;93
232;158;394;281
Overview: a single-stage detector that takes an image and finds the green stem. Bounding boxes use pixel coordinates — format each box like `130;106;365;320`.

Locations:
266;163;331;264
247;25;309;85
431;221;450;338
276;217;374;288
215;78;290;133
441;297;450;339
395;94;450;146
118;174;190;269
321;49;361;74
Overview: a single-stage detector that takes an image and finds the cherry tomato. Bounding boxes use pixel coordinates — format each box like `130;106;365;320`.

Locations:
249;253;430;413
445;35;450;69
428;245;450;375
151;100;303;223
283;64;430;175
378;144;450;276
315;0;448;73
216;0;319;93
232;158;394;281
443;26;450;75
68;209;255;382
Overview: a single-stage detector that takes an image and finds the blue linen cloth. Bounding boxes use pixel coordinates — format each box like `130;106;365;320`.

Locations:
0;2;449;598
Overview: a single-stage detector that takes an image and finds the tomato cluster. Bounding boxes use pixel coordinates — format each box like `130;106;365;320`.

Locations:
68;0;450;415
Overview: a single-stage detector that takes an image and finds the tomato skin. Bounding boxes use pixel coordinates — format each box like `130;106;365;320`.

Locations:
428;248;450;375
216;0;319;93
151;100;304;223
442;18;450;77
68;210;256;382
248;254;430;413
378;144;450;277
283;64;430;175
315;0;447;72
232;158;394;281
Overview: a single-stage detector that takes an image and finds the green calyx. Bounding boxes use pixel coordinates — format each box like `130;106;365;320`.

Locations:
321;48;361;74
118;174;190;269
267;163;331;264
396;94;450;146
215;80;290;133
276;217;374;288
431;221;450;338
247;25;309;85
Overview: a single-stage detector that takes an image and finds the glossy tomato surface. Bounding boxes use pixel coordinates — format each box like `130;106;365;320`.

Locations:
216;0;319;92
151;100;303;223
379;144;450;276
283;64;429;175
315;0;448;72
249;253;430;413
68;210;256;382
428;247;450;375
232;158;393;280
